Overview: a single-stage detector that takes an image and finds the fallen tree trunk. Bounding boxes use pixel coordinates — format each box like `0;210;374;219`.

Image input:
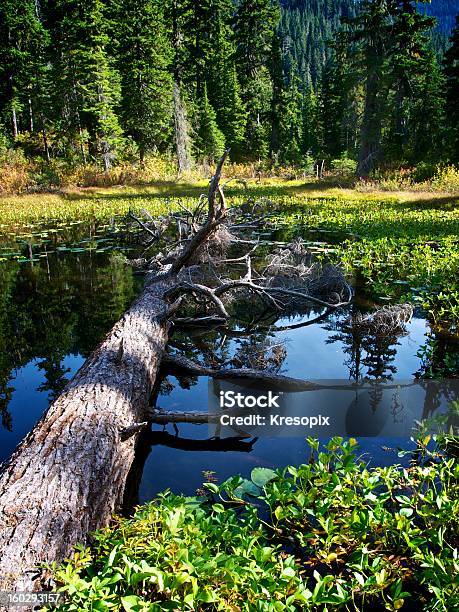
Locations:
0;273;175;592
0;152;231;595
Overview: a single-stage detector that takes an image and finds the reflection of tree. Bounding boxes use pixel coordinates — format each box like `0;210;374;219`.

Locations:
0;262;19;431
325;304;402;381
0;251;137;428
415;332;459;380
37;354;71;402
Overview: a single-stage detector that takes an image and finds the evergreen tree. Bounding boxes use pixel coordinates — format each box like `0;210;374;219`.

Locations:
0;0;49;144
302;85;319;157
205;1;247;160
278;1;357;89
49;0;124;169
408;51;445;163
386;1;437;163
345;0;439;175
195;84;225;163
278;68;303;165
344;0;391;176
318;38;359;161
444;15;459;161
234;0;281;160
213;65;247;160
113;0;173;161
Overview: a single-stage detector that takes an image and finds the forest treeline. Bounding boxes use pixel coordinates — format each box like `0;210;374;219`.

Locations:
0;0;458;181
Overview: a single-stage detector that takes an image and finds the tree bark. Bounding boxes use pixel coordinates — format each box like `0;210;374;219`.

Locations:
173;81;192;175
0;151;230;597
0;273;175;592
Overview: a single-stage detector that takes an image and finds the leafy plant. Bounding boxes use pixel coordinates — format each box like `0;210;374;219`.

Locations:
52;438;459;611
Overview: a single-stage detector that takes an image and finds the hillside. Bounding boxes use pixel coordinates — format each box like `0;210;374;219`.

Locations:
422;0;458;33
279;0;458;87
279;0;356;86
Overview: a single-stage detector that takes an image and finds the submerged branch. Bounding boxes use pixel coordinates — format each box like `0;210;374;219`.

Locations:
161;353;321;391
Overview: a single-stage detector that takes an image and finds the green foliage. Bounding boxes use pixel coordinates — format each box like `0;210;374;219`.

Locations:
278;69;303;165
194;86;225;164
49;0;125;169
234;0;280;160
52;438;459;610
271;193;459;327
0;0;454;173
444;15;459;161
113;0;174;160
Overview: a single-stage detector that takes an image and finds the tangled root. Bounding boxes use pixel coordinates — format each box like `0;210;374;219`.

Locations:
190;225;234;264
343;304;413;337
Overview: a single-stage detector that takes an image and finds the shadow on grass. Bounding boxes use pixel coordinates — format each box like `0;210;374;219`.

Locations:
61;179;361;203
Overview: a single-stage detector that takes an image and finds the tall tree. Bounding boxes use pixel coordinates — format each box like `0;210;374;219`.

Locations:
386;1;437;163
302;85;320;157
0;0;49;147
113;0;173;161
345;0;439;176
194;83;225;164
278;67;303;165
205;1;247;160
344;0;391;176
234;0;281;160
444;14;459;161
48;0;124;169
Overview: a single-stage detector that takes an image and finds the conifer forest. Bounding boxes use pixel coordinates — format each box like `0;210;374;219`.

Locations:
0;0;458;181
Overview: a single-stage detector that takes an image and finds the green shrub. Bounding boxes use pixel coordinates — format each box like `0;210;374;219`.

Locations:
52;437;458;611
330;155;357;175
430;165;459;192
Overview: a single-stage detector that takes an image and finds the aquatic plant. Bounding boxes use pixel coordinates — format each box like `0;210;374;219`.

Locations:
52;437;458;611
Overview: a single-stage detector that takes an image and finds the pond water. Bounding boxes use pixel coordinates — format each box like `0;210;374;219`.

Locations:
0;214;457;511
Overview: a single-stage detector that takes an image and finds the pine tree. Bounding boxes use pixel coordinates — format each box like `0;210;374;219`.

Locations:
344;0;391;176
278;68;303;165
319;38;359;161
234;0;281;160
213;65;247;160
195;84;225;163
205;1;247;160
113;0;173;161
49;0;124;169
0;0;49;145
444;15;459;161
408;51;445;163
386;1;437;163
345;0;439;175
302;85;319;157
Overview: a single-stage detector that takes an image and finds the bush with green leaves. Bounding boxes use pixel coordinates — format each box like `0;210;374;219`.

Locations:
52;437;458;611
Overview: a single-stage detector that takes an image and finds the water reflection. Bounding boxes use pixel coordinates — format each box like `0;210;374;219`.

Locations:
0;249;139;458
130;306;458;503
0;217;457;508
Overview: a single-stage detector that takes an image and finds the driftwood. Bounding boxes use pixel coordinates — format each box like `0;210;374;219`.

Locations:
148;409;218;424
0;154;231;595
145;431;256;453
162;353;322;391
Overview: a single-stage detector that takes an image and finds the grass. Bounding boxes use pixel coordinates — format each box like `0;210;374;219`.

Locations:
51;437;459;611
0;179;457;227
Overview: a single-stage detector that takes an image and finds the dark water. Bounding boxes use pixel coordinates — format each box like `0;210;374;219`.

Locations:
0;217;457;509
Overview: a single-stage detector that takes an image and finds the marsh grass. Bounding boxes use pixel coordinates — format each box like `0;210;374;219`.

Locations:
0;183;458;325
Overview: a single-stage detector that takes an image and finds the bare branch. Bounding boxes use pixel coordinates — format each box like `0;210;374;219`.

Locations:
165;282;230;319
162;353;321;391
